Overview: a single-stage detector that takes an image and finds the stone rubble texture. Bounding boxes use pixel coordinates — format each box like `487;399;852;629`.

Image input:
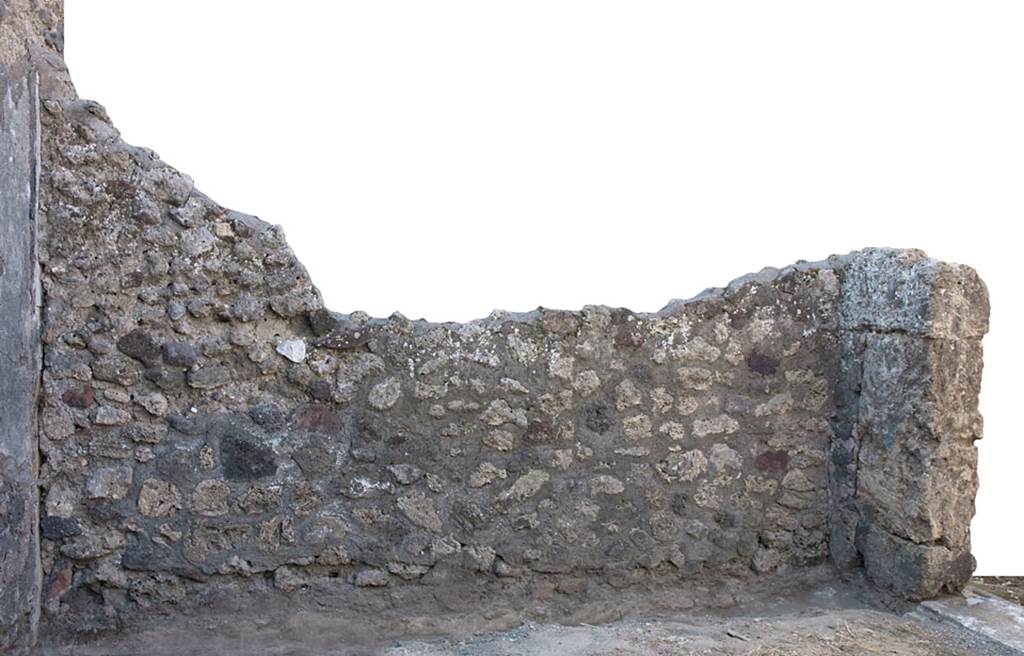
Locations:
0;1;992;652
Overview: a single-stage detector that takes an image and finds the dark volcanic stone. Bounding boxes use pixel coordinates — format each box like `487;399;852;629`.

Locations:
162;341;199;368
584;403;614;434
755;450;790;471
61;385;95;409
307;308;340;337
746;351;779;375
117;329;161;366
221;432;277;480
40;516;82;540
249;402;285;429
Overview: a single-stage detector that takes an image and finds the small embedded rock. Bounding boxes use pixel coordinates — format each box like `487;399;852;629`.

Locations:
93;405;131;426
589;474;625;496
499;469;549;502
353;569;389;587
138;479;182;517
276;339;306;363
180;226;216;256
387;464;423;485
62;385;95;408
191;480;230;516
307;309;339;337
162;341;199;367
135;392;169;417
187;365;230;389
368;377;402;411
117;329;162;366
85;466;132;500
397;493;444;533
273;566;307;592
693;414;739;438
468;462;507;488
317;545;352;567
249;402;285;429
482;429;514;451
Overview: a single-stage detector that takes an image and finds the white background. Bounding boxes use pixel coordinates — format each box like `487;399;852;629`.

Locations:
66;1;1022;574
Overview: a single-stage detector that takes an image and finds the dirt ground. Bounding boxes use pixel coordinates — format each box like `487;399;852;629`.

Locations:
37;575;1021;656
974;576;1024;606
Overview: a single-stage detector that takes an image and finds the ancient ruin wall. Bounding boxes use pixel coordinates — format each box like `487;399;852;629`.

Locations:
1;1;990;649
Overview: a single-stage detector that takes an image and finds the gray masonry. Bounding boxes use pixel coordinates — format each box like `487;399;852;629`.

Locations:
0;1;991;652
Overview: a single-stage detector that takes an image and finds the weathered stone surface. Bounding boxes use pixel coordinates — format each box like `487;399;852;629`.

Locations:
836;250;989;599
0;51;42;653
0;2;993;648
137;479;182;517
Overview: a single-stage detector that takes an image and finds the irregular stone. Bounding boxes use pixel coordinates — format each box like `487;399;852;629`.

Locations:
62;385;95;409
397;493;443;532
692;414;739;437
482;429;514;451
498;469;549;502
468;462;507;488
162;341;199;368
387;464;423;485
85;466;132;500
273;566;306;592
59;527;125;561
368;377;402;410
116;329;161;366
275;339;306;363
191;480;229;516
615;379;643;410
135;392;168;417
353;569;389;587
187;365;231;389
93;405;131;426
220;432;277;481
589;475;625;496
180;226;216;256
138;479;182;517
657;450;708;482
622;414;652;440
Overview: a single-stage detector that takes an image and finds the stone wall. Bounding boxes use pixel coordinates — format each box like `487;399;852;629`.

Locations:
0;0;991;649
34;86;845;626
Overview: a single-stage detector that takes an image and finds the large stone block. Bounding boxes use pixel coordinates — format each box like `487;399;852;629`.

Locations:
837;250;989;599
0;70;42;653
839;248;989;339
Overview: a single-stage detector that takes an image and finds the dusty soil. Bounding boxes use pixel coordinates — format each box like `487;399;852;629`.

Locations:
973;576;1024;606
36;575;1021;656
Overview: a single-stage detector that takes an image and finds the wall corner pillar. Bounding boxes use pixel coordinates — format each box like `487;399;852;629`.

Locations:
832;248;990;600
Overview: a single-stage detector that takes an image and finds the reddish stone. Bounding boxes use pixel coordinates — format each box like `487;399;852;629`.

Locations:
755;450;790;471
62;385;95;409
291;404;343;432
47;567;72;600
